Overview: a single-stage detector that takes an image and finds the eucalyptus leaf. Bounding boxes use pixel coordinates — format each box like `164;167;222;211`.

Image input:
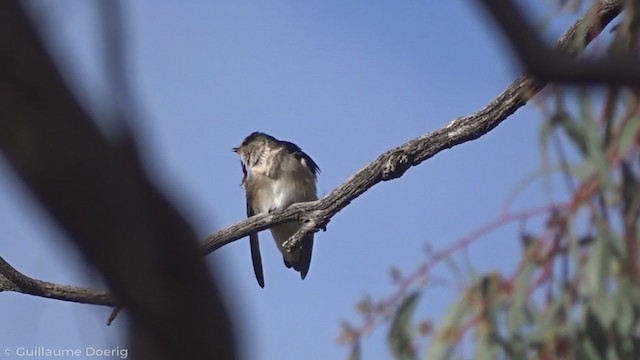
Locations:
425;294;469;360
348;341;361;360
507;258;536;335
584;236;609;297
388;292;421;360
617;115;640;155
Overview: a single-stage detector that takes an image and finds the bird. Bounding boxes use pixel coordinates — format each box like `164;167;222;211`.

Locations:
233;132;319;287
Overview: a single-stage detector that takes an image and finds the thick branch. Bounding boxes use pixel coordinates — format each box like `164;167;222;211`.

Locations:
479;0;634;85
0;2;235;359
203;0;624;253
0;256;114;306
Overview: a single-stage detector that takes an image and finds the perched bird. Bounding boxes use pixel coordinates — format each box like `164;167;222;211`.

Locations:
233;132;319;287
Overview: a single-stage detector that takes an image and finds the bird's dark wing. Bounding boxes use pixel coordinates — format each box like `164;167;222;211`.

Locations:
247;200;264;288
239;161;247;185
280;140;320;176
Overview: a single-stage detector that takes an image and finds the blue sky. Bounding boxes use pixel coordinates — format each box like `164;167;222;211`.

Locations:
0;1;573;359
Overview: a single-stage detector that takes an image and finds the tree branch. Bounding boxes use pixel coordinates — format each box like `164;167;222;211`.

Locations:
478;0;635;85
203;0;624;253
0;256;114;306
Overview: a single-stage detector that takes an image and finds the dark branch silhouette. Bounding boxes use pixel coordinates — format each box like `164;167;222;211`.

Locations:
478;0;636;85
0;1;235;359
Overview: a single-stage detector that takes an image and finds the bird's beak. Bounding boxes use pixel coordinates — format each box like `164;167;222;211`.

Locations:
232;147;239;153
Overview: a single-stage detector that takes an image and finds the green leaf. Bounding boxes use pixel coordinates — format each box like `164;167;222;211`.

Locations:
348;341;361;360
617;279;640;332
388;292;421;360
581;331;605;360
585;126;613;190
585;308;608;358
556;110;590;156
584;234;610;297
540;114;558;163
590;295;616;329
425;293;469;360
609;279;640;359
570;161;596;181
617;115;640;155
601;89;620;148
529;290;570;344
474;333;501;360
578;94;614;190
506;257;536;335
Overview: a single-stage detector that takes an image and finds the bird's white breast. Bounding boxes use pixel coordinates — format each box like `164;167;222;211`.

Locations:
252;176;299;214
244;149;317;215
